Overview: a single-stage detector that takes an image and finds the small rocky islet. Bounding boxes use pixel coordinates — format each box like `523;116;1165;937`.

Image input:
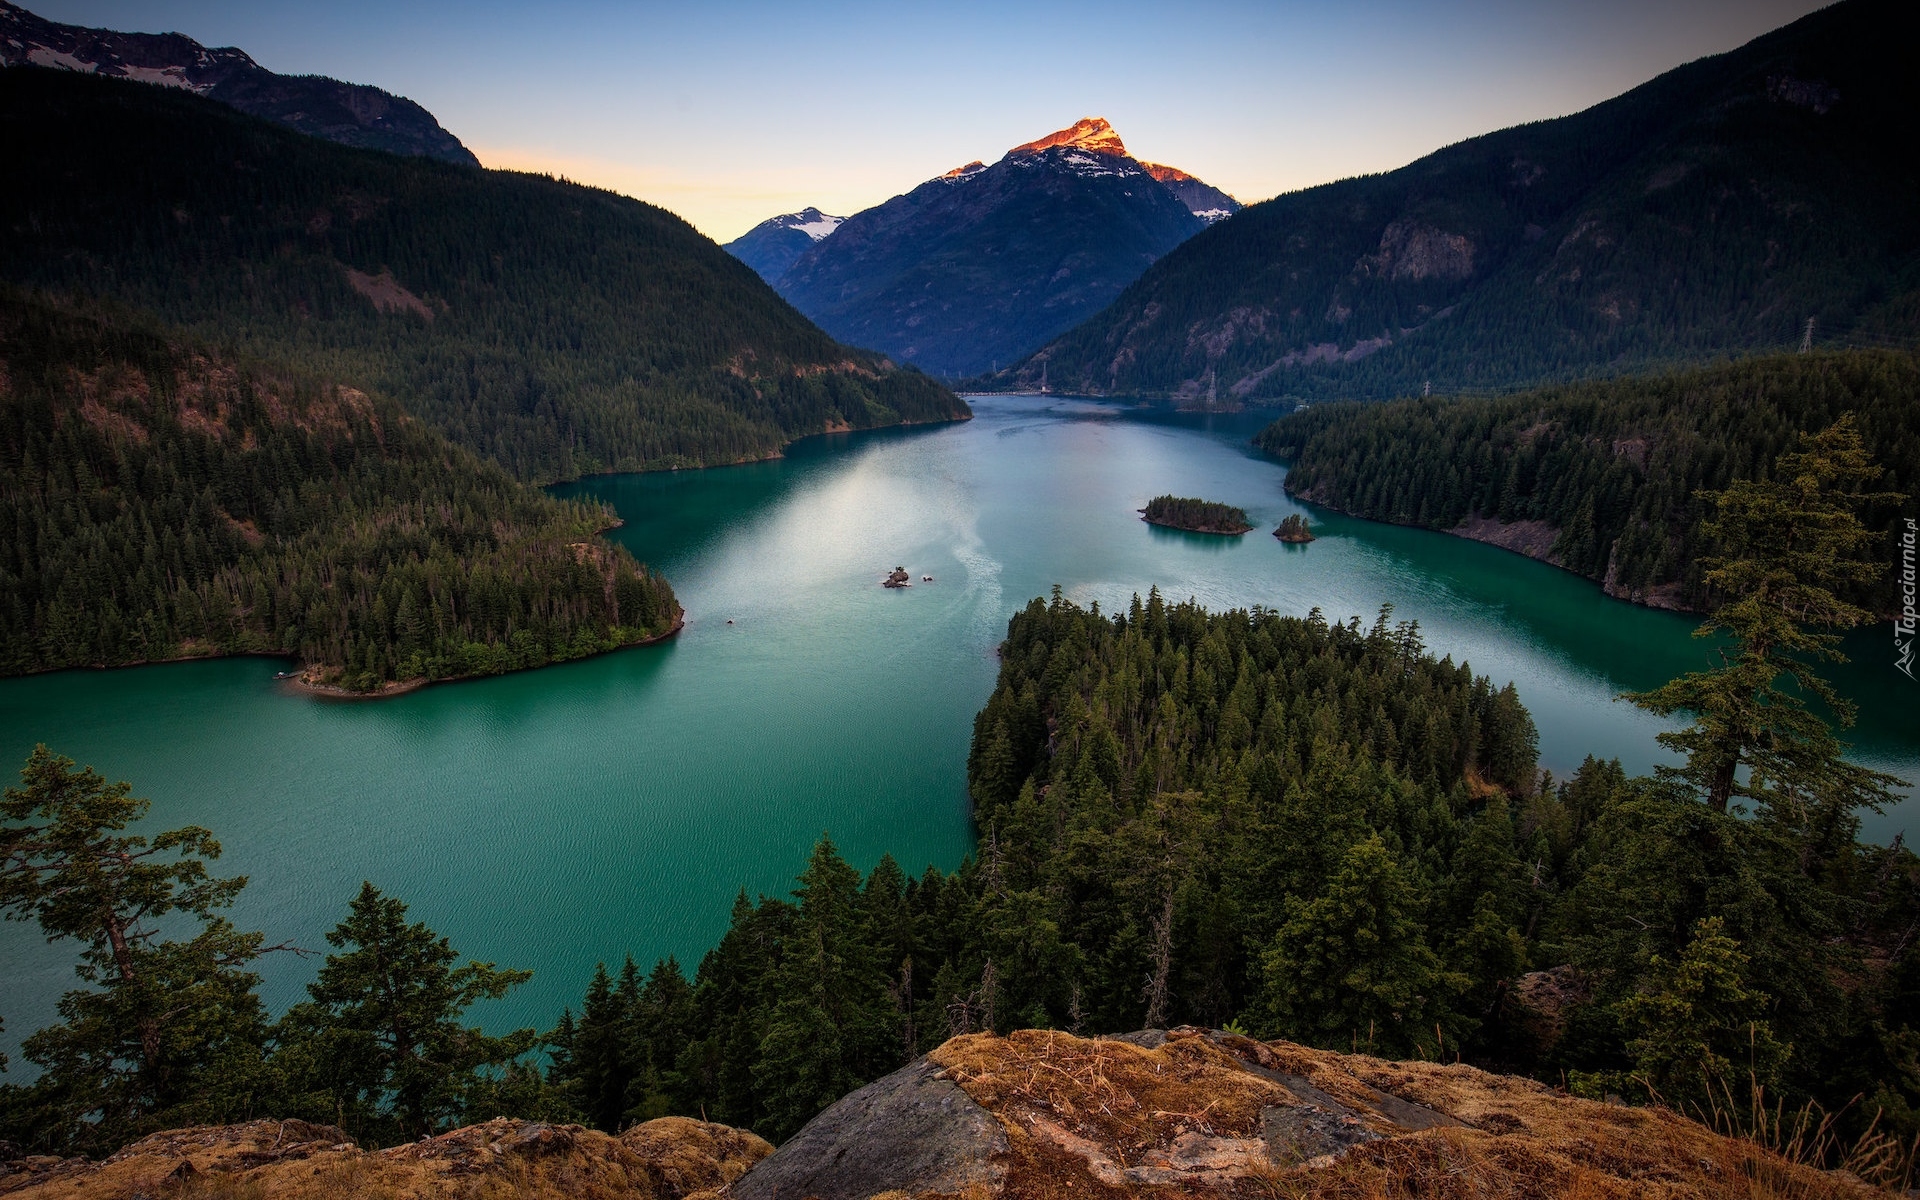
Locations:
1274;513;1315;543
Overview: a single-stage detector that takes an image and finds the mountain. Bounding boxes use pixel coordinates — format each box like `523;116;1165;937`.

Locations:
0;287;681;690
0;0;478;165
723;206;847;283
998;0;1920;403
0;68;967;482
1140;161;1240;223
770;117;1242;377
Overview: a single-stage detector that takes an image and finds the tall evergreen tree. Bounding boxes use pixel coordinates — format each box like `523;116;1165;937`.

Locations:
274;883;534;1143
1254;835;1465;1057
0;746;275;1155
1629;416;1907;817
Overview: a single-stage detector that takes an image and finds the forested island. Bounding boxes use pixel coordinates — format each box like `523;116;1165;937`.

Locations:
4;423;1911;1170
1256;351;1918;611
0;289;678;691
1273;514;1314;543
1140;494;1252;535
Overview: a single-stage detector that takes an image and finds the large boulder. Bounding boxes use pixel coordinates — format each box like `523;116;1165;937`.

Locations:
729;1059;1008;1200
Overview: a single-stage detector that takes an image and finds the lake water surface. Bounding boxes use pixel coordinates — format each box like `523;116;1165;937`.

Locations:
3;395;1913;1058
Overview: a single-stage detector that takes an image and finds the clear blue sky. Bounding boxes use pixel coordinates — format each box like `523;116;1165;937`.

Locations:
33;0;1828;240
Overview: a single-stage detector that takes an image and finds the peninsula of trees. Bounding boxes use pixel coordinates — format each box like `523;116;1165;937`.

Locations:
0;289;678;690
1140;495;1252;535
1256;351;1917;610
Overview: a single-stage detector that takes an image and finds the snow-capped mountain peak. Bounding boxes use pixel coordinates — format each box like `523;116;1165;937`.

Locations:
1009;116;1128;159
771;207;846;242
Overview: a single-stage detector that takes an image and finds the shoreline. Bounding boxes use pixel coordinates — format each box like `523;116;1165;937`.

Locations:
281;614;687;702
546;411;974;485
1284;481;1711;614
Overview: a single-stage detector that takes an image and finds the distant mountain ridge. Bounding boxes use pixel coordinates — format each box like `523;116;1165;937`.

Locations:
725;206;848;284
997;0;1920;403
0;68;966;482
759;117;1242;376
0;0;478;165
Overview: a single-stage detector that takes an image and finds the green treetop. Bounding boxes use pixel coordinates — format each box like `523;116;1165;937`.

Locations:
1629;416;1907;819
0;746;276;1154
274;882;534;1143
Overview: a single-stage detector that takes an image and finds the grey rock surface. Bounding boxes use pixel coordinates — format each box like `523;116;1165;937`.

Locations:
729;1059;1007;1200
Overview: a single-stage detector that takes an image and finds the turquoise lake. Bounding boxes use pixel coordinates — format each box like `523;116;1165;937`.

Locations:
3;395;1914;1058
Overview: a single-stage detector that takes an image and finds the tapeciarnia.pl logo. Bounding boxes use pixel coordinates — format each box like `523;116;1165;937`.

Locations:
1898;517;1917;680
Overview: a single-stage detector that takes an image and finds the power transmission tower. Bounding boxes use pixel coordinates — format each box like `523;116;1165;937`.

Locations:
1423;380;1431;398
1800;317;1816;354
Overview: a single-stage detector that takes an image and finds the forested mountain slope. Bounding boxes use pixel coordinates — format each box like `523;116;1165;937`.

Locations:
0;289;679;688
1256;351;1918;611
997;0;1919;401
0;69;966;482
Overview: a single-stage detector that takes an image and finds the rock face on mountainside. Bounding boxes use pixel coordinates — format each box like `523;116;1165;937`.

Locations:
0;0;477;164
726;207;849;283
0;1115;770;1199
769;118;1242;377
740;1027;1878;1199
1010;0;1920;402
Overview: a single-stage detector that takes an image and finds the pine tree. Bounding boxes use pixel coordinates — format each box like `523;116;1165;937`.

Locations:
1612;917;1788;1110
274;882;535;1144
1629;417;1907;816
0;746;274;1155
1254;835;1463;1057
751;836;892;1140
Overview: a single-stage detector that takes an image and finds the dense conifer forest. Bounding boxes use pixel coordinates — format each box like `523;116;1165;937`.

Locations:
0;289;678;688
0;68;967;483
1256;351;1919;610
1139;495;1251;535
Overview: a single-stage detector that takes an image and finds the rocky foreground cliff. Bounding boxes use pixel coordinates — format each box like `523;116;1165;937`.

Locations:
1;1028;1889;1199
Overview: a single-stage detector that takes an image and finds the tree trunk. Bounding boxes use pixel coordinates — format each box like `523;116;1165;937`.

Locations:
1143;888;1176;1029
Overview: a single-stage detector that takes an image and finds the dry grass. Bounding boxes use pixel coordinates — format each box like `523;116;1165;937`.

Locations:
927;1030;1892;1200
0;1116;769;1200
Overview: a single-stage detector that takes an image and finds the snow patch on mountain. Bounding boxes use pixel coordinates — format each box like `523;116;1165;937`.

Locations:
768;208;846;241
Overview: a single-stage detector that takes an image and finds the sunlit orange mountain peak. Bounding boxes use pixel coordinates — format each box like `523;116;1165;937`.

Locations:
1008;116;1127;158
